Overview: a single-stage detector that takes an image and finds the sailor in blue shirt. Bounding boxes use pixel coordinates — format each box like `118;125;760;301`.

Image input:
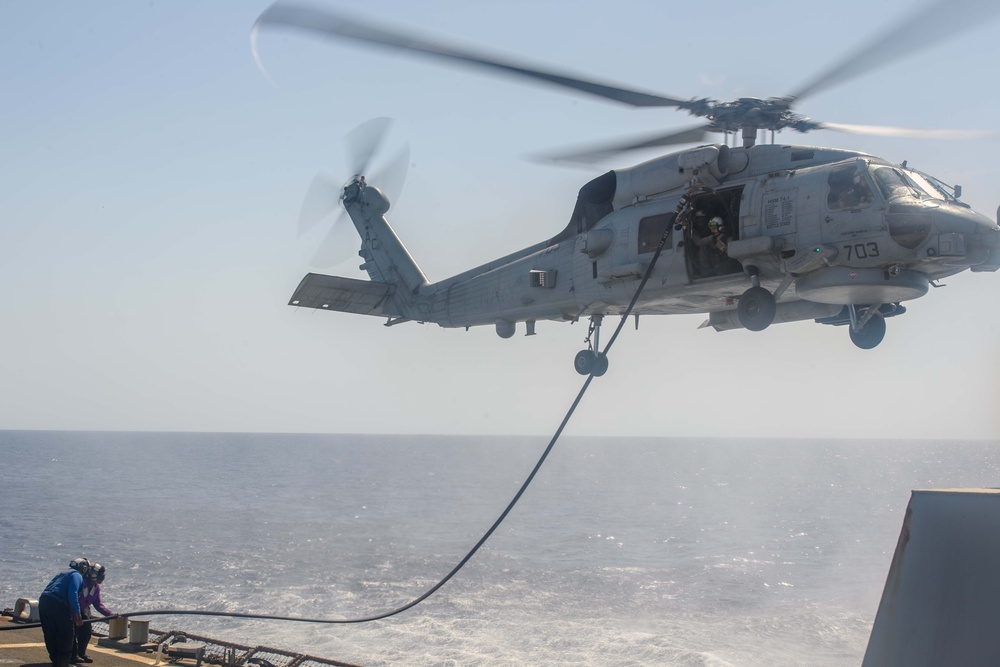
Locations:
39;558;89;667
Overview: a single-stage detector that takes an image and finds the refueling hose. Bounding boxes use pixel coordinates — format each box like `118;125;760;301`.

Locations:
3;204;682;631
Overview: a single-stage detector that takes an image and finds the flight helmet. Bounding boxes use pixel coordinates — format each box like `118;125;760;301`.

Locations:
69;557;91;576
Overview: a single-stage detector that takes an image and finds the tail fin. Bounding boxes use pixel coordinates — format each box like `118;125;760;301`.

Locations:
288;180;430;323
344;180;427;295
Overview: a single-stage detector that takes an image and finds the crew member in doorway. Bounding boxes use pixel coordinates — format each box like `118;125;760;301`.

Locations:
39;558;89;667
691;211;728;276
708;216;728;253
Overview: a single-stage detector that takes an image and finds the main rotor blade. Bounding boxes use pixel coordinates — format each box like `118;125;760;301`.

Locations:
817;121;995;139
538;125;716;164
255;3;691;109
790;0;1000;102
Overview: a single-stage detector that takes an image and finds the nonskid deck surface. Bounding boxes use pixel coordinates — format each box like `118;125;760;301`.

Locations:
0;618;363;667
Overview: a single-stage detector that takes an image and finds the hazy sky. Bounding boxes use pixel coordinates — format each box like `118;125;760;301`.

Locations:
2;0;999;439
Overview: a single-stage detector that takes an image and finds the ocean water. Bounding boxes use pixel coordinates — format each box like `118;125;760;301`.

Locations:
2;432;998;666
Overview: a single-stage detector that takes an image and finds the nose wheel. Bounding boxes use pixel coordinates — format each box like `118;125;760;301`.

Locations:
575;315;609;376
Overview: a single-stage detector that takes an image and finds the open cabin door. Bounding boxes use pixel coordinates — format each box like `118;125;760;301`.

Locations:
684;186;745;280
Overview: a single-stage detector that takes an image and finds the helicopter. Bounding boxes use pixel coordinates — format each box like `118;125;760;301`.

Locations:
256;1;1000;376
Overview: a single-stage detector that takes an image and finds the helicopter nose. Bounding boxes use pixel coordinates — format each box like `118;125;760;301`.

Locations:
969;224;1000;272
890;200;1000;270
931;203;1000;271
887;200;993;253
932;202;996;235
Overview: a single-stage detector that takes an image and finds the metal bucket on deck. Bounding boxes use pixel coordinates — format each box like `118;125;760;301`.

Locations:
108;616;128;640
128;619;150;644
13;598;40;622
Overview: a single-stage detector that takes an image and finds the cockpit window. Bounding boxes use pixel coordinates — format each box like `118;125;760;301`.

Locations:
917;171;964;203
872;165;962;204
905;170;951;201
827;163;873;210
873;167;915;200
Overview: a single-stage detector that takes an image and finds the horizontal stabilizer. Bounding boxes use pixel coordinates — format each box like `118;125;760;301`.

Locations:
289;273;395;316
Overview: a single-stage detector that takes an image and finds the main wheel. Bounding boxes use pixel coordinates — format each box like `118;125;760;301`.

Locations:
593;353;609;377
574;350;609;376
849;315;886;349
574;350;596;375
737;286;777;332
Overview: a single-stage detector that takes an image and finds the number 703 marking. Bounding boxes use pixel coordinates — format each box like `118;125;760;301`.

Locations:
843;242;880;260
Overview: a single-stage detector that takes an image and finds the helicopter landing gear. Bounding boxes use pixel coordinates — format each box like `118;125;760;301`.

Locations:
848;304;886;350
574;315;608;376
574;350;608;376
737;269;776;332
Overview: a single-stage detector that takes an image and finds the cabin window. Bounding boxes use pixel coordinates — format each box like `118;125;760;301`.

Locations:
827;163;873;210
637;213;673;254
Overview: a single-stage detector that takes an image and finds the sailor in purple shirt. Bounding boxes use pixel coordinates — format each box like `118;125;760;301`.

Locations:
73;563;114;664
39;558;89;667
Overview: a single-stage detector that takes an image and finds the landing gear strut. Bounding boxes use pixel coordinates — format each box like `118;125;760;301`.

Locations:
737;268;776;332
574;315;608;376
848;304;886;349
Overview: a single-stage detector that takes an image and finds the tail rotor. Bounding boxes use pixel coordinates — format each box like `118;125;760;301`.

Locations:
297;117;409;268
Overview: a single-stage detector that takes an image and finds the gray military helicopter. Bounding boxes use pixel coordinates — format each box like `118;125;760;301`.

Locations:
256;1;1000;375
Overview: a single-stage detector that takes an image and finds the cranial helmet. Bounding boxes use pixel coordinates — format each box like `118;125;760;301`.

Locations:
69;557;91;576
90;563;106;583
